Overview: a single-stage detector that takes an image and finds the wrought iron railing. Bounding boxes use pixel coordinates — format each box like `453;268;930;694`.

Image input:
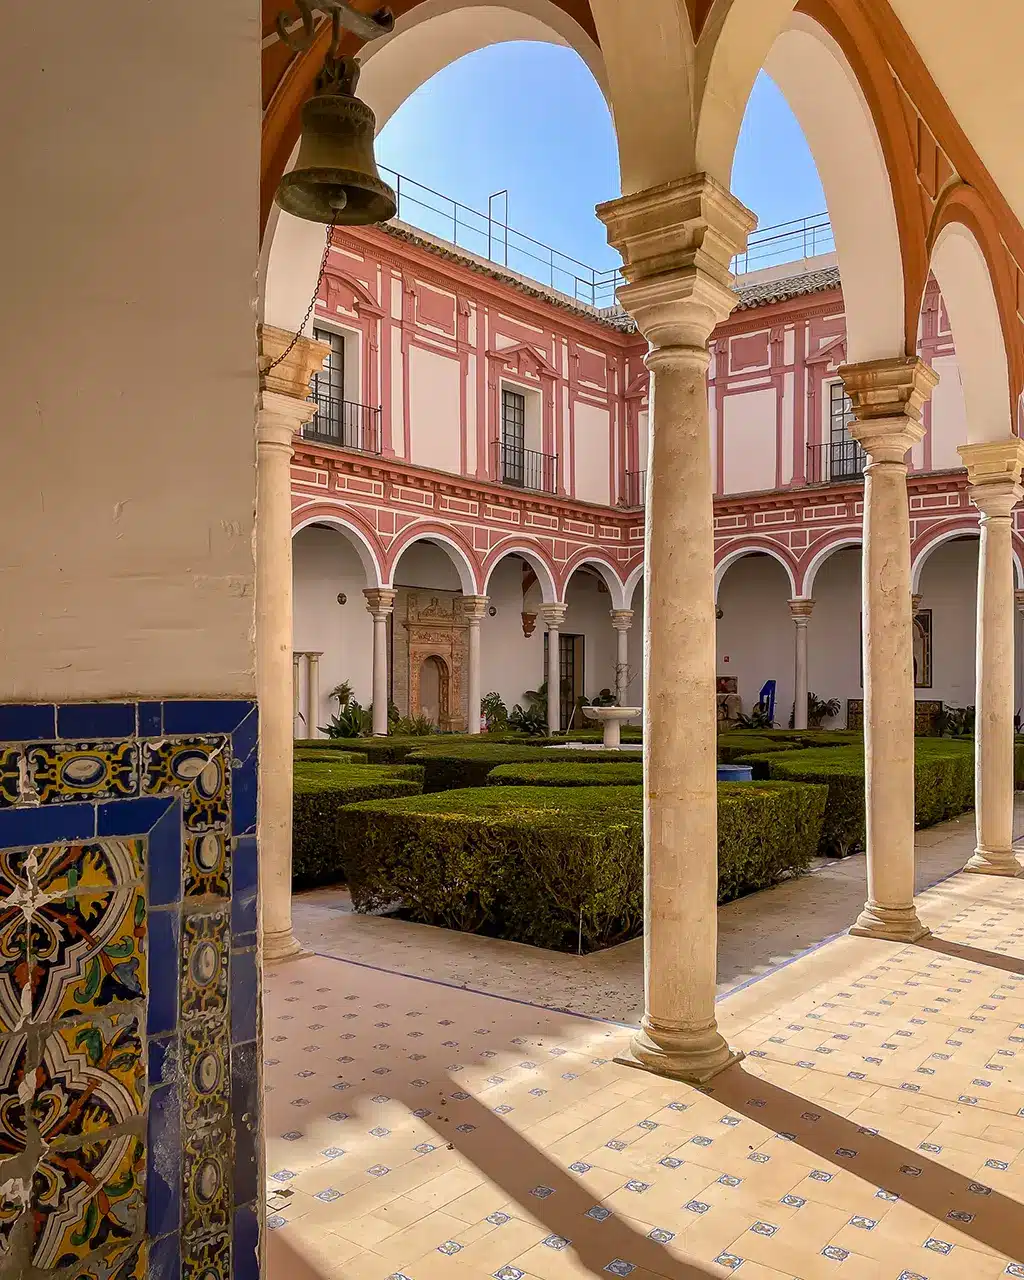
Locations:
731;212;835;275
492;438;557;494
623;469;646;508
303;395;382;454
806;440;867;485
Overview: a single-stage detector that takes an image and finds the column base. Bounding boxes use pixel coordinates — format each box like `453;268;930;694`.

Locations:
849;903;929;944
963;847;1023;877
615;1024;743;1085
263;929;309;964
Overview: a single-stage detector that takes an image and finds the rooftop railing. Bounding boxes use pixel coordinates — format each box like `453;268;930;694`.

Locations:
381;165;833;307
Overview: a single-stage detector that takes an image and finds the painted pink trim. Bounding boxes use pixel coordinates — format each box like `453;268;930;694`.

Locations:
792;322;807;485
475;303;488;481
385;519;484;593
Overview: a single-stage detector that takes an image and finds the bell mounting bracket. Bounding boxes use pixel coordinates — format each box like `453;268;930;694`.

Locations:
275;1;394;61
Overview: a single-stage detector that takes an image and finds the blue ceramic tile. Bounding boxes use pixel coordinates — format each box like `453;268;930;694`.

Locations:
232;836;258;935
234;1204;260;1280
149;1034;177;1087
0;703;55;742
232;754;258;837
0;802;94;845
148;910;180;1035
232;1039;260;1206
97;795;173;837
234;931;256;951
58;702;135;740
231;707;259;767
138;701;163;737
232;949;258;1044
163;699;255;735
149;800;183;906
147;1082;181;1238
148;1231;180;1280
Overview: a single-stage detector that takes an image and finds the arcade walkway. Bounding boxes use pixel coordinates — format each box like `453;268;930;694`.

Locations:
265;812;1024;1279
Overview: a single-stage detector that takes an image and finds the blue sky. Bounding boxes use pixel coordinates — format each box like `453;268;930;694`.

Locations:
377;41;827;273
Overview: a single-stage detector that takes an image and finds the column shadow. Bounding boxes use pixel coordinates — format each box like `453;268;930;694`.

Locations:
705;1061;1024;1263
915;933;1024;975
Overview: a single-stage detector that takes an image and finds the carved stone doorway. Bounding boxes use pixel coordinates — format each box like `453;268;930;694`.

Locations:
418;654;450;727
393;590;468;731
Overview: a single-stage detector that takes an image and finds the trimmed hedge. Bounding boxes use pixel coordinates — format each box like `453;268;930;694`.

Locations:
405;742;638;793
292;761;424;887
340;779;826;949
743;738;975;856
294;749;368;765
487;761;643;787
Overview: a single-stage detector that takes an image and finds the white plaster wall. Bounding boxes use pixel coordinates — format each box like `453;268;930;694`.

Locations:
806;548;863;721
479;557;547;711
917;538;978;707
574;403;612;505
722;388;777;494
409;345;462;473
293;527;375;736
929;354;969;470
1;0;258;699
564;571;619;712
716;556;795;723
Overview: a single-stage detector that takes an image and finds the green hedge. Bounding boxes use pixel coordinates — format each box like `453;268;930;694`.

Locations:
406;743;639;793
340;779;826;949
487;761;644;787
294;749;368;764
744;739;975;856
292;762;425;887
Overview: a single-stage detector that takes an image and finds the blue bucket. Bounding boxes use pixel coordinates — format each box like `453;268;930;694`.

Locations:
717;764;753;782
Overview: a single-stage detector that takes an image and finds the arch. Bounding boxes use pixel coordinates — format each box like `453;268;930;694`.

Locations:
480;540;559;603
291;508;386;588
387;523;482;594
907;519;1024;593
560;550;628;609
623;562;645;610
799;533;861;597
714;541;799;600
928;193;1017;442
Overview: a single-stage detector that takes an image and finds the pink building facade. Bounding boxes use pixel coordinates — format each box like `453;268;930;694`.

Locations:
291;222;1024;734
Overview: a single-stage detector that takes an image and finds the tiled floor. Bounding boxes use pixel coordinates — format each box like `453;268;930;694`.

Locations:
267;812;1024;1279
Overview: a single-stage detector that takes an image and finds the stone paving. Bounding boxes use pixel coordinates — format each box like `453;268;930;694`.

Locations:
266;809;1024;1279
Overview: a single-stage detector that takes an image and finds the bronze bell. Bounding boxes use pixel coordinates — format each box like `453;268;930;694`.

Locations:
276;55;397;226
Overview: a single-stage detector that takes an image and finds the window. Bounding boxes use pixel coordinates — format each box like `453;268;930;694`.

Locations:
500;387;526;486
312;328;346;441
543;632;585;731
828;382;864;480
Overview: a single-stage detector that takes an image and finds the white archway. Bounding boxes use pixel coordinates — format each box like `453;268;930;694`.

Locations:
930;221;1014;442
909;525;1024;594
292;513;385;588
481;542;559;603
623;564;644;610
801;535;863;598
714;545;798;600
389;529;480;595
563;554;628;610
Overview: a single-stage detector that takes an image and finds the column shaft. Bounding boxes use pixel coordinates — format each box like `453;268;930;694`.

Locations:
306;652;321;740
789;600;814;731
540;604;567;734
461;596;490;734
611;609;634;705
365;589;397;736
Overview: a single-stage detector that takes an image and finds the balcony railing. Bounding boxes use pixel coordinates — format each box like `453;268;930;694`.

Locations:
806;440;867;485
303;395;382;454
492;438;557;494
623;469;646;508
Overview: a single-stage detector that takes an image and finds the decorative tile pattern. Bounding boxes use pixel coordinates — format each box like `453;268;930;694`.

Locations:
0;699;257;1280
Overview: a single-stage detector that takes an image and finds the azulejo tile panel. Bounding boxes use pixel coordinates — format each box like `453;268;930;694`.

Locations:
0;700;259;1280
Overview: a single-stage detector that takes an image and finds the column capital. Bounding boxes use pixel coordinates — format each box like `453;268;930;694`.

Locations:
911;594;923;613
839;357;938;461
460;595;490;622
596;175;756;349
539;602;568;628
610;609;635;632
960;438;1024;517
258;324;331;400
1015;588;1024;612
788;598;815;622
363;587;397;618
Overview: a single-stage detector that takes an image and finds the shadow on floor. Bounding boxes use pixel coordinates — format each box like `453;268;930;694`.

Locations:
917;933;1024;976
706;1062;1023;1263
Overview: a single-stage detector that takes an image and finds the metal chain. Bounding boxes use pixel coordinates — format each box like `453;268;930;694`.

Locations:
264;214;338;375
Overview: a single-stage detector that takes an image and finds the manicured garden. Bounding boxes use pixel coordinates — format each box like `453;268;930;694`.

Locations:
290;725;986;952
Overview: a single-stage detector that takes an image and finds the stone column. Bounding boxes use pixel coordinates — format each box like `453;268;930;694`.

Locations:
461;596;490;733
1016;588;1024;728
257;324;330;963
598;175;756;1083
788;599;814;730
840;357;938;942
293;651;302;738
539;603;567;733
611;609;634;705
364;588;397;736
306;652;322;740
959;440;1024;876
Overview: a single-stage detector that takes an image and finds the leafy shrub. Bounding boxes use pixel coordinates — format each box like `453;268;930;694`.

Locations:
482;692;509;732
488;761;643;787
391;714;437;736
508;702;547;736
745;739;975;855
292;761;424;887
340;780;826;949
406;742;637;792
